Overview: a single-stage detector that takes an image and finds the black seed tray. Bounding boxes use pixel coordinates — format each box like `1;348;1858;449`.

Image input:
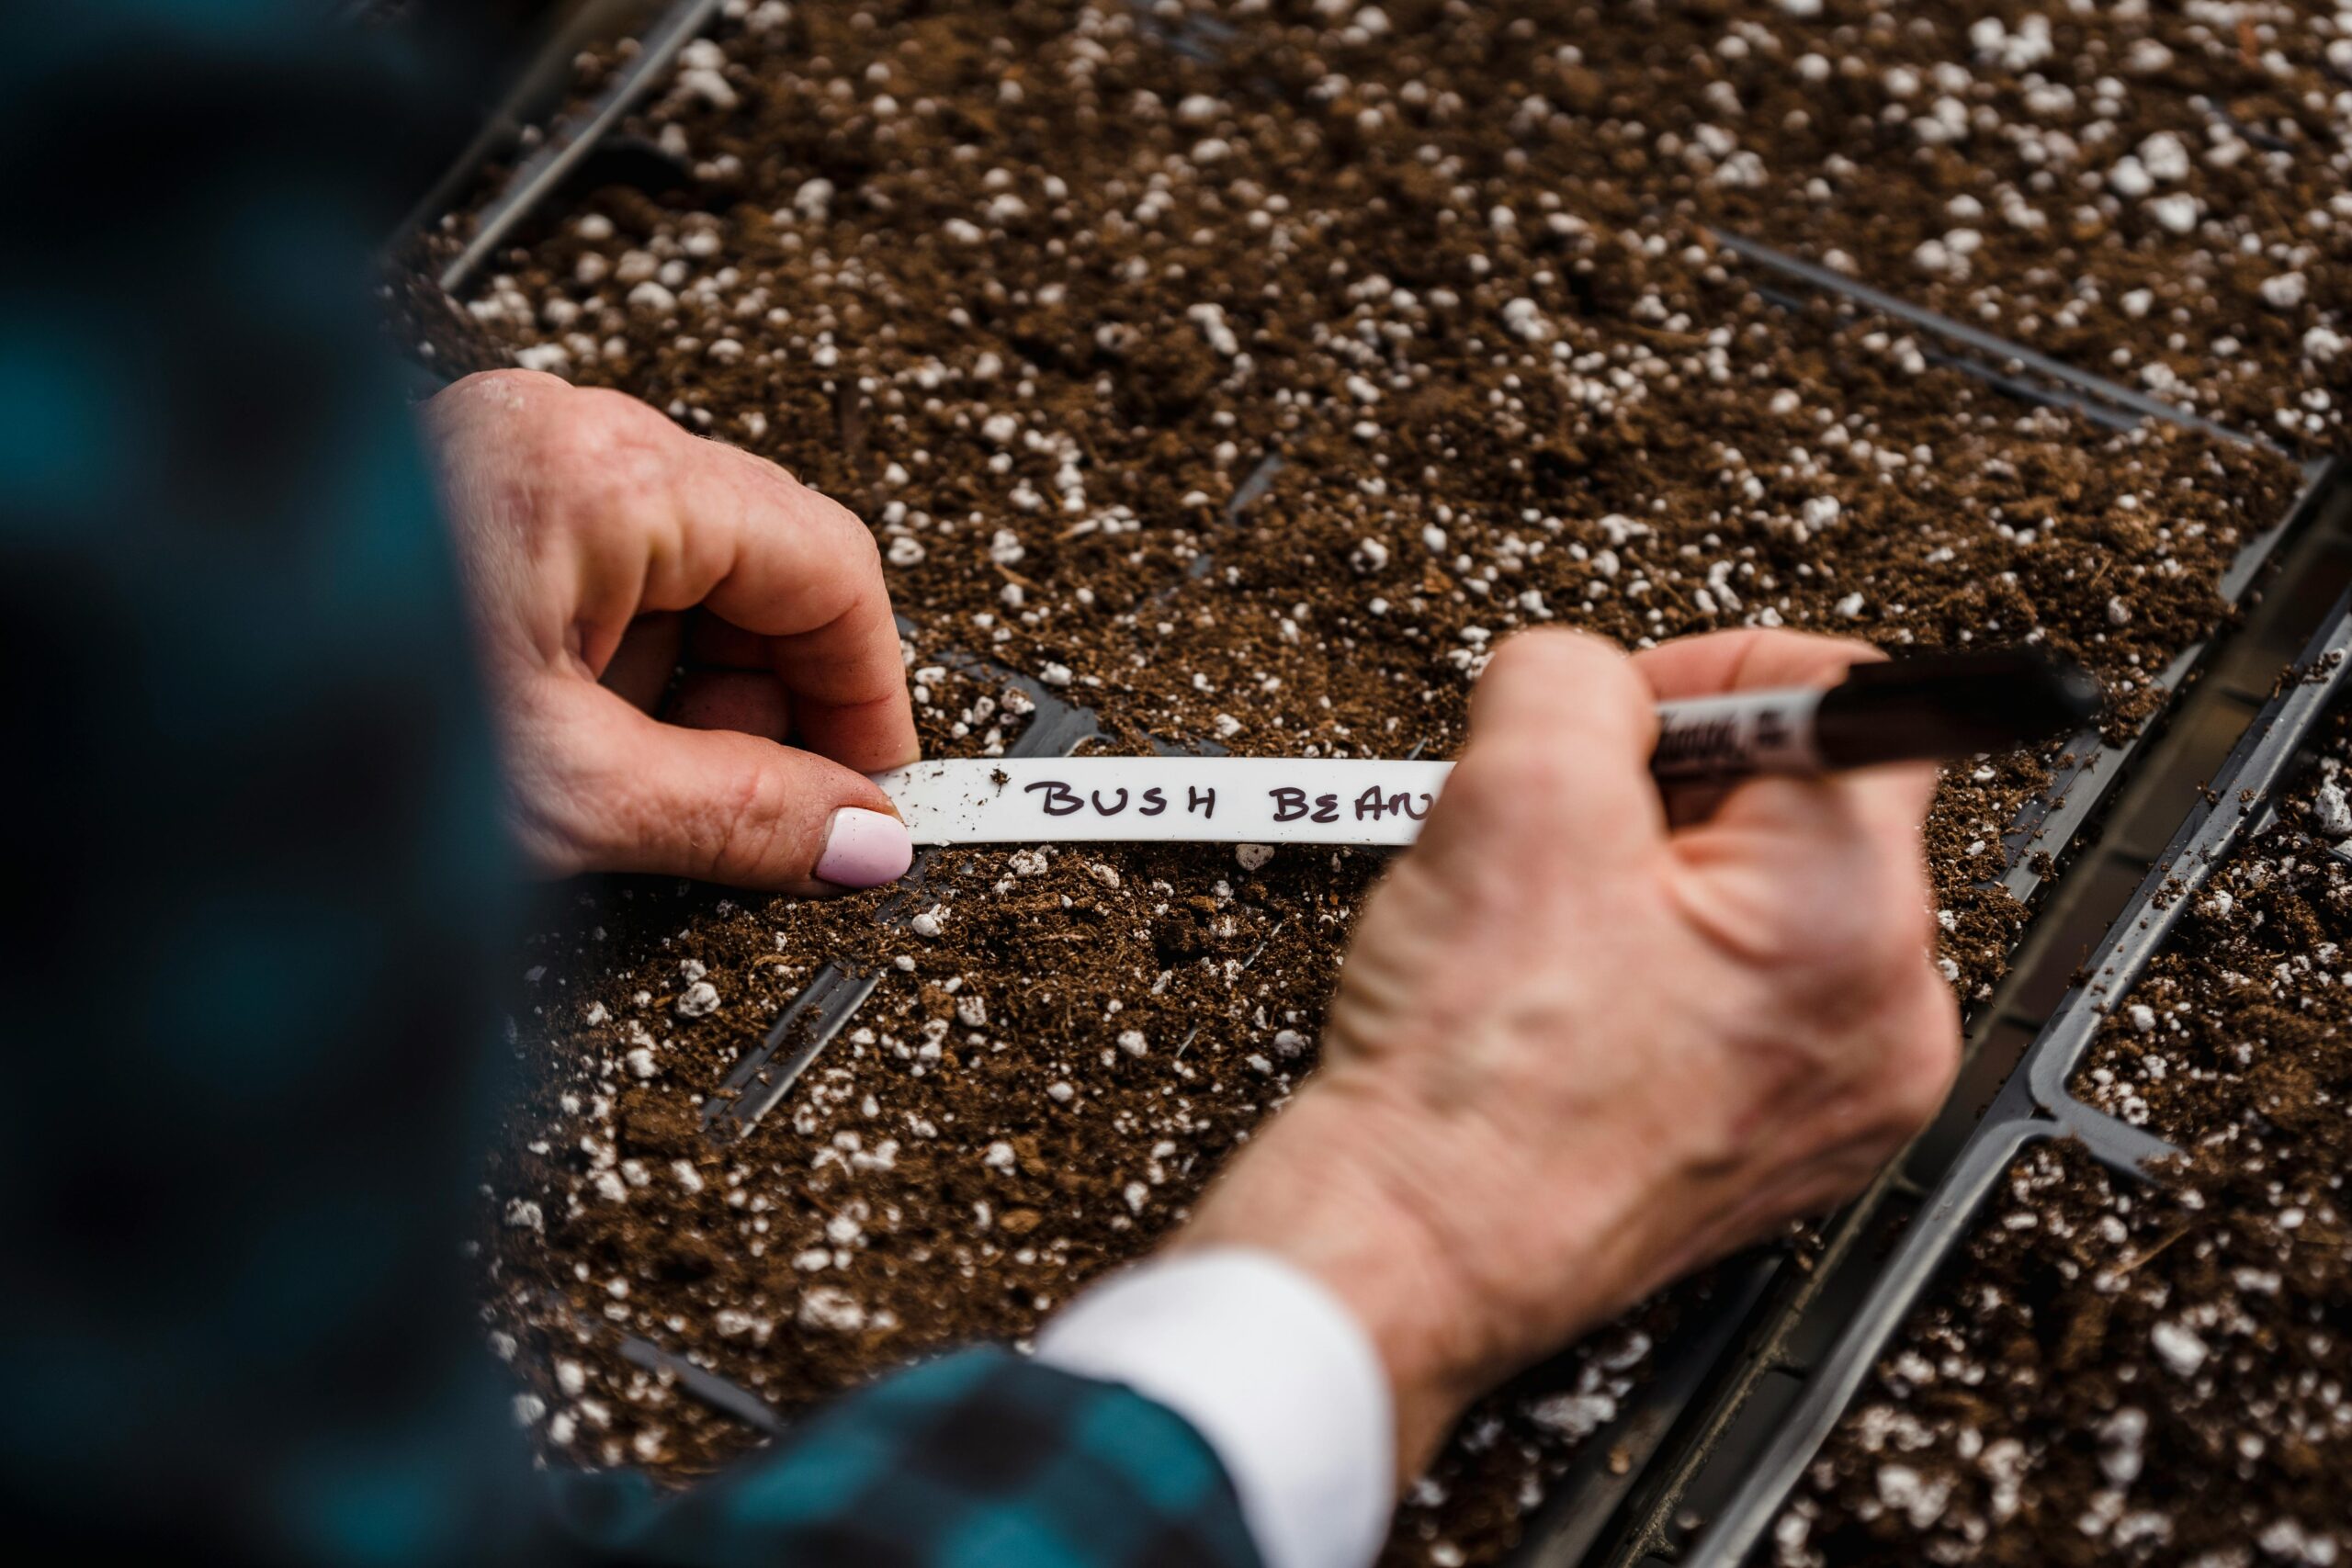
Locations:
391;2;2348;1548
1685;581;2352;1567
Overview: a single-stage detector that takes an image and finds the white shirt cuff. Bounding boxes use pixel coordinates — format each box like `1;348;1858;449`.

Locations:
1033;1247;1393;1568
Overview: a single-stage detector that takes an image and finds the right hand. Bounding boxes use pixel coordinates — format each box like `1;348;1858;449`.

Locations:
1181;628;1960;1474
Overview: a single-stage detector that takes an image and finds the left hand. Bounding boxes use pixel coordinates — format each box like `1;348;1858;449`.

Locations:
424;370;920;892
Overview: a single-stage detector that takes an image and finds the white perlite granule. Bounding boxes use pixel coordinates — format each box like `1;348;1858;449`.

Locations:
797;1285;865;1333
2148;193;2200;234
1527;1392;1615;1440
2098;1407;2148;1486
2312;781;2352;840
1874;1463;1953;1531
2150;1320;2208;1378
2261;272;2310;310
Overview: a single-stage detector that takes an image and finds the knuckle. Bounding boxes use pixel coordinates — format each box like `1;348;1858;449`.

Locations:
558;393;673;498
1477;628;1640;731
1455;739;1579;813
727;444;874;547
1488;626;1615;682
566;388;665;454
692;761;797;882
831;497;884;565
569;383;662;434
448;367;561;406
807;491;889;599
794;477;876;547
428;370;551;448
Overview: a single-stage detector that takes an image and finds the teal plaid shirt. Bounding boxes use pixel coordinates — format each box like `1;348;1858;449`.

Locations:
0;5;1255;1564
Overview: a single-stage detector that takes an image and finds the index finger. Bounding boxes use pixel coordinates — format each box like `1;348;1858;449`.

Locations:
666;438;919;773
1630;626;1883;702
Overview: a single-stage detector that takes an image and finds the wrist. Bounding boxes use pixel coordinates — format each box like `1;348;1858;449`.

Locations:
1177;1086;1476;1481
1178;1074;1633;1479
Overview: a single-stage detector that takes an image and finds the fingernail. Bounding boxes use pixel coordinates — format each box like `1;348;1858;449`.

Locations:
815;807;913;890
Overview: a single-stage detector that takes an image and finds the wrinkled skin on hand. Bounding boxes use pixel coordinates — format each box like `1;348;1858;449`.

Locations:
425;370;919;892
1184;628;1959;1476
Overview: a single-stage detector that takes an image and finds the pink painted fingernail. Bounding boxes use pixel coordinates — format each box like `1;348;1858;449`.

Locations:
815;807;913;889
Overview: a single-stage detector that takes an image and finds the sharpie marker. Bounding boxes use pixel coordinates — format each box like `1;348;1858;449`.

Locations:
1649;649;2100;783
874;650;2102;849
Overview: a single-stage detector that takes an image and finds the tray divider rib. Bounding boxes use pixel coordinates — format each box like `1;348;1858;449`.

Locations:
1686;578;2352;1566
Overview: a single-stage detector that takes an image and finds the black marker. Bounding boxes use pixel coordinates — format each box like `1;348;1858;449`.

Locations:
1649;650;2102;784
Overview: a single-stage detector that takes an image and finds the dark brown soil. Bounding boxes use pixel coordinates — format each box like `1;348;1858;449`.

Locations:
518;1;2352;456
411;3;2319;1562
487;831;1377;1465
904;648;1038;758
423;0;2301;1001
1778;1138;2349;1567
1781;717;2352;1563
1228;0;2352;455
2073;713;2352;1151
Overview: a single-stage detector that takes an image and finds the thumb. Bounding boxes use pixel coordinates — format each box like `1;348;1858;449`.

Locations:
514;680;913;894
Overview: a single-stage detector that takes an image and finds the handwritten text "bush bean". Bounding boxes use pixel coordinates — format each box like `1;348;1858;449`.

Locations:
1022;780;1433;825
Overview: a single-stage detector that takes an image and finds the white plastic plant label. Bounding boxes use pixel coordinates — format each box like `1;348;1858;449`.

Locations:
873;758;1454;846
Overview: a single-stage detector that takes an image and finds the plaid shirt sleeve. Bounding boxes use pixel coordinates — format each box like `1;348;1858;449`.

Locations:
549;1348;1261;1568
0;7;1256;1568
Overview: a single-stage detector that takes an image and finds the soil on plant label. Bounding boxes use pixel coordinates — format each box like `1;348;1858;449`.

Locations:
1777;716;2352;1565
413;3;2313;1562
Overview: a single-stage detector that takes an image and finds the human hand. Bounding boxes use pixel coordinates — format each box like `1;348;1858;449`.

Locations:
1181;628;1959;1474
425;370;918;892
